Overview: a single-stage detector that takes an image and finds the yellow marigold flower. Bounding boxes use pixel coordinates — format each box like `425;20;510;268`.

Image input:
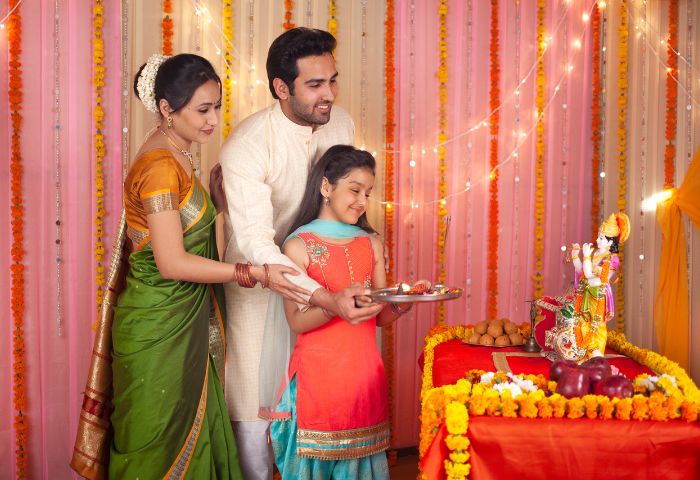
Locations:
598;397;614;420
449;452;468;464
445;402;469;435
631;395;650;421
583;395;599;419
537;398;554;419
566;398;585;420
445;434;470;451
615;398;632;420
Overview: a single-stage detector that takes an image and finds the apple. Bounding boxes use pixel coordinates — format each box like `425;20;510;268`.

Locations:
549;359;578;382
592;375;634;398
555;369;591;399
580;357;612;387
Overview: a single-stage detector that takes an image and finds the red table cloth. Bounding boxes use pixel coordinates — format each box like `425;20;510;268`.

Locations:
420;340;700;479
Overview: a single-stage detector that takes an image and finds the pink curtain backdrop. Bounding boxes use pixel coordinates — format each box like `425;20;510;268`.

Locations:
1;0;700;475
390;0;594;447
0;0;123;477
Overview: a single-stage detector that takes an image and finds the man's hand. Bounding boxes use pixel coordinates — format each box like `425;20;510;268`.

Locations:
310;284;384;325
208;163;227;214
334;284;384;324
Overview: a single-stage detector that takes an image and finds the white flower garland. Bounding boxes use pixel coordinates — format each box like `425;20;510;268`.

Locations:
136;53;169;113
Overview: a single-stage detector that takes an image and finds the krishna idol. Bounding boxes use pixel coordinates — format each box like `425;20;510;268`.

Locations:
539;212;631;362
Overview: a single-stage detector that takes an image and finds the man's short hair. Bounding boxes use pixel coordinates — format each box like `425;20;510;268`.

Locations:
266;28;337;99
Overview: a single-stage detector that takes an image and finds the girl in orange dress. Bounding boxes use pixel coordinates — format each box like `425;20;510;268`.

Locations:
268;145;414;479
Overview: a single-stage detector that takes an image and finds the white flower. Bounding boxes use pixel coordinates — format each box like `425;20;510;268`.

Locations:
480;372;495;385
493;383;524;397
507;373;538;393
136;54;169;113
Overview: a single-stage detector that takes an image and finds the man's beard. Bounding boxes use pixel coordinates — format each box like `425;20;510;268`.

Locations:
288;96;333;126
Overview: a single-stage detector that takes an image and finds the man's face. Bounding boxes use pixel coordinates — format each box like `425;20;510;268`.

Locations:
281;53;338;128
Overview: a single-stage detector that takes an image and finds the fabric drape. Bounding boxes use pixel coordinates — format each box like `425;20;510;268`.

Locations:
654;150;700;370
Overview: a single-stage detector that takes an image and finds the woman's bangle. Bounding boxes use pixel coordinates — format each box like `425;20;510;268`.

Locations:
234;262;257;288
262;263;271;289
583;255;592;261
391;302;412;316
321;308;334;320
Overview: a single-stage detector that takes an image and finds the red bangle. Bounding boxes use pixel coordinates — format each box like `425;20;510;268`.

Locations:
235;262;257;288
262;263;270;289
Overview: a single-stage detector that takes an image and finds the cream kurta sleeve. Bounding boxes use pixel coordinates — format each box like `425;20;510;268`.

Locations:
220;136;322;300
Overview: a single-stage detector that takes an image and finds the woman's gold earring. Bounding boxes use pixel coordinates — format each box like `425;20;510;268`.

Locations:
167;116;173;129
323;197;330;205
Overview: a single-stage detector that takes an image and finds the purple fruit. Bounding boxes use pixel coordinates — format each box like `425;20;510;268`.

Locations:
555;369;591;398
592;375;634;398
550;359;578;382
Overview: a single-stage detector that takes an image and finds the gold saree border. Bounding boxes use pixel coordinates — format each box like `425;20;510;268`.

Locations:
128;178;207;252
142;188;179;214
165;363;209;479
208;286;226;389
71;211;127;480
297;421;390;461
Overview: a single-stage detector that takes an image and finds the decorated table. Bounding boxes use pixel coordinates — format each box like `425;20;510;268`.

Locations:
418;325;700;479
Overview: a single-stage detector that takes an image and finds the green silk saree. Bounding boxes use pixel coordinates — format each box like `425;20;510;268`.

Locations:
72;176;241;479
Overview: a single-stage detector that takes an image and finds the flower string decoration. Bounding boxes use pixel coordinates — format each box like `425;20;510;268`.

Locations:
93;1;107;321
664;0;679;188
487;0;500;320
383;0;397;462
162;0;173;56
615;1;629;333
533;0;546;300
436;0;449;325
591;4;602;240
136;53;168;114
283;0;295;30
222;0;234;138
9;1;28;476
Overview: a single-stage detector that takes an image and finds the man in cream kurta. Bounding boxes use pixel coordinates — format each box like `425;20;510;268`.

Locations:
217;25;385;480
220;100;354;424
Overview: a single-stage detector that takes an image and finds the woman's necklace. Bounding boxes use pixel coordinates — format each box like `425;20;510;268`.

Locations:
158;127;194;172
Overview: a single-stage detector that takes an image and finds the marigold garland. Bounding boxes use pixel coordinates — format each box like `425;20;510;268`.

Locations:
591;4;602;241
615;3;629;333
327;0;337;39
436;0;449;325
94;1;107;315
162;0;173;56
487;0;500;320
222;1;234;139
419;327;700;479
664;0;679;188
382;0;397;459
532;0;546;300
8;1;28;476
283;0;295;30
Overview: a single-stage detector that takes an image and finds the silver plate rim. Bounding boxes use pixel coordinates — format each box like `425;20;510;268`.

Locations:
369;287;463;303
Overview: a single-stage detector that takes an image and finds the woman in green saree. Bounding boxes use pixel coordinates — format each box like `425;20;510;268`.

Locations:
71;54;298;479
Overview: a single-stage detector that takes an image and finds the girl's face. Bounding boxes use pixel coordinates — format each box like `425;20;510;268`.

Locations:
320;167;375;225
167;79;221;147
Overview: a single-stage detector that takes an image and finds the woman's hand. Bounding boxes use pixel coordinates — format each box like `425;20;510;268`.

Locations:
208;163;227;214
250;264;311;304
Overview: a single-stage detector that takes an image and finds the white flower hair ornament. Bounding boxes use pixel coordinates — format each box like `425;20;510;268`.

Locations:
136;54;169;114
